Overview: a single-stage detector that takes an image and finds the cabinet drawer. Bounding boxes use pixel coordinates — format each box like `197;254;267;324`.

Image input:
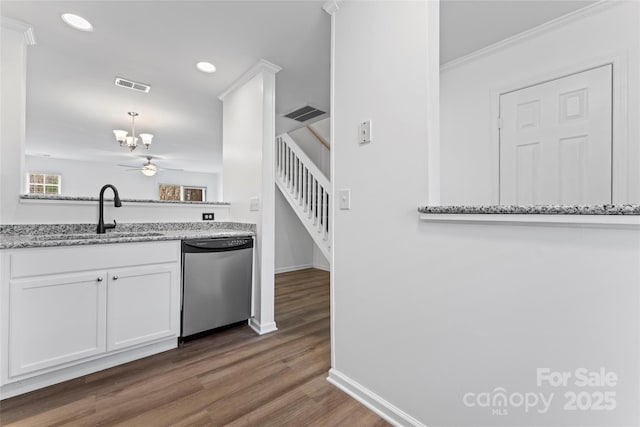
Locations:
9;241;180;278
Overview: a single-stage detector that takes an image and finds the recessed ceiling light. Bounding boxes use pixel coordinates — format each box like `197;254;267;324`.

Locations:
196;61;216;73
61;13;93;32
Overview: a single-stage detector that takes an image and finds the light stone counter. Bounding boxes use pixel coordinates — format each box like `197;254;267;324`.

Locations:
0;222;255;249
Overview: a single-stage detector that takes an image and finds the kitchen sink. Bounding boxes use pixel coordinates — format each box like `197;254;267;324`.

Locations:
33;232;164;241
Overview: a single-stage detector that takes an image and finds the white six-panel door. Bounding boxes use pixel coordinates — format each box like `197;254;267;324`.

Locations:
499;64;612;205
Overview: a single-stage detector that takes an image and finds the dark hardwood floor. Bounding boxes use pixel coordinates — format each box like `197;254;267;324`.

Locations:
0;268;389;426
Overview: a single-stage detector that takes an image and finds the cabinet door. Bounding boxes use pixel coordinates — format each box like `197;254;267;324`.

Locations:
9;272;107;377
106;264;179;351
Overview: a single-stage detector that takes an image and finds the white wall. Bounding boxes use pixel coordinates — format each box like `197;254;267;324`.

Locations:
274;189;314;273
331;2;639;426
221;63;279;334
312;241;329;271
440;1;640;205
288;117;331;178
25;156;221;201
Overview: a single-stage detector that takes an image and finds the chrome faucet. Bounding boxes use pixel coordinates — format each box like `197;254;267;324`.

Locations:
97;184;122;234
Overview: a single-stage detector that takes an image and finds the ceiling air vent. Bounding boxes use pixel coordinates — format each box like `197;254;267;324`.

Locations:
114;77;151;93
283;105;326;122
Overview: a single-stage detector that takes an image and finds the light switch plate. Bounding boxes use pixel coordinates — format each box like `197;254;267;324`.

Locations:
339;189;351;210
249;197;260;212
359;120;372;144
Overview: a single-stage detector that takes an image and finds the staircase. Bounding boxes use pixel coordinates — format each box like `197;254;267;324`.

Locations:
275;133;331;260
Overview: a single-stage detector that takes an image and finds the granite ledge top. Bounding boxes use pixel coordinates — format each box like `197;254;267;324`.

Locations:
418;204;640;215
20;194;230;206
0;221;255;249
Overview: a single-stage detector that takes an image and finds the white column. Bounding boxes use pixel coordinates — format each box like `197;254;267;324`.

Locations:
220;60;281;335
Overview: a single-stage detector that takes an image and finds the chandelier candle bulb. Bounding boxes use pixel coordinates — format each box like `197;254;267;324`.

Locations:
113;130;127;146
139;133;154;149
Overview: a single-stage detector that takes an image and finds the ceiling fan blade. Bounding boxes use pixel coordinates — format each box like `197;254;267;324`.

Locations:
158;167;184;172
117;164;140;168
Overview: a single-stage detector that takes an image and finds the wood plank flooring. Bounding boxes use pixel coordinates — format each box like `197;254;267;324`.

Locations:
0;268;389;427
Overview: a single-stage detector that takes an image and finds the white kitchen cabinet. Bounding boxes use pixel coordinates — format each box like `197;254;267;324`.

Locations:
9;271;107;377
1;241;181;398
107;264;179;351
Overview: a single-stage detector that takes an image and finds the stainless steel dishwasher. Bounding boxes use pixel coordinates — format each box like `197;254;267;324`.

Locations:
181;237;253;339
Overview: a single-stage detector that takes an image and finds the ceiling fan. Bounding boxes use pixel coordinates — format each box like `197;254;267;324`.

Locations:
117;156;183;177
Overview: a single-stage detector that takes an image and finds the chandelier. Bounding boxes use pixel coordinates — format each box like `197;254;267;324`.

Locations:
113;112;153;151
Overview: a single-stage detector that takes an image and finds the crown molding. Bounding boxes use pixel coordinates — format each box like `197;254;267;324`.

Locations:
323;0;339;15
218;59;282;101
0;16;37;45
441;0;620;73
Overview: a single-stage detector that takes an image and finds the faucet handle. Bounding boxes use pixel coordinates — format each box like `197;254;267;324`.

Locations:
105;220;117;230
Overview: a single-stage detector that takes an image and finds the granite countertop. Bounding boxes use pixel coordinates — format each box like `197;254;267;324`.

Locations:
0;222;256;249
418;204;640;215
20;194;230;206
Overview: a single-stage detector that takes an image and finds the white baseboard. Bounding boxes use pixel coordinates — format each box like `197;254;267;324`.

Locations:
327;368;426;427
312;264;330;272
274;263;313;274
248;318;278;335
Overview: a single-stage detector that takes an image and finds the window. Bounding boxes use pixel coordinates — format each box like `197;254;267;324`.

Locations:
159;184;205;202
159;184;181;201
27;173;61;195
184;187;204;201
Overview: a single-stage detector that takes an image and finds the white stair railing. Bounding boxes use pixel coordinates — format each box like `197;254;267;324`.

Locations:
275;133;331;260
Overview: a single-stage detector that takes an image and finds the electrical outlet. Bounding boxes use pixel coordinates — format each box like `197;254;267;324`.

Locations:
202;213;215;221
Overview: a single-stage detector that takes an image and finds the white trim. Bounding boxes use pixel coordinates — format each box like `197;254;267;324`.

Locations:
0;338;175;399
327;369;426;427
419;213;640;227
489;53;629;205
312;264;330;272
0;17;37;46
426;0;440;205
322;0;338;16
274;264;313;274
248;318;277;335
440;0;620;73
328;1;336;370
218;59;282;101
